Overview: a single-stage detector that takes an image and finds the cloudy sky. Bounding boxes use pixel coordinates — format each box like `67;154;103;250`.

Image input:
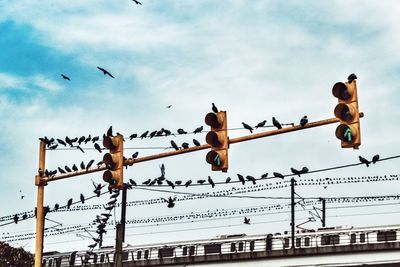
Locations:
1;0;400;254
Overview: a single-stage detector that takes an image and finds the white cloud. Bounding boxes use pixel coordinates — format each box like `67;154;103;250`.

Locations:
0;72;62;92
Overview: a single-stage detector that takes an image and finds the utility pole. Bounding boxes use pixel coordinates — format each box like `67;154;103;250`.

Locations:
115;186;127;267
290;178;296;251
321;198;326;227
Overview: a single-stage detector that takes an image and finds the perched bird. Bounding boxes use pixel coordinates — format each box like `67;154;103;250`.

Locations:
359;156;370;167
65;165;72;172
244;217;250;225
65;136;73;147
22;214;28;220
272;117;282;129
181;142;189;149
348;73;357;83
76;145;85;153
193;126;203;134
80;193;85;204
160;164;165;178
49;144;58;150
149;130;157;138
129;133;138;140
61;74;70;80
88;243;97;249
177;128;187;135
184;180;192;187
84;134;92;144
301;167;309;174
54;203;59;212
13;214;19;224
80;161;85;170
92;136;100;143
255;120;266;129
142;179;151;185
58;167;66;174
242;122;253;133
162;196;176;208
300;116;308;127
67;198;73;209
129;179;137;186
291;168;302;177
94;143;102;153
78;136;85;145
197;179;206;184
175;180;182;185
132;152;139;159
57;138;67;146
132;0;142;4
237;174;246;185
212;103;219;113
97;66;114;78
170;140;179;151
261;173;268;179
140;131;149;139
166;180;175;189
86;159;95;170
72;164;78;172
246;175;256;185
193;139;201;146
225;177;231;183
273;172;285;179
208;176;215;188
372;154;380;164
106;126;113;137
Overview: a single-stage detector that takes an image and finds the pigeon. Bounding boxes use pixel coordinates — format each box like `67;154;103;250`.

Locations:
106;126;113;137
78;136;85;145
142;179;151;185
129;133;138;140
162;128;172;136
132;0;142;4
162;197;176;208
170;140;179;151
67;198;73;209
177;128;187;135
181;142;189;149
197;179;206;184
80;193;85;204
175;180;182;185
76;145;85;153
97;66;114;78
65;136;73;147
244;217;250;224
208;176;215;188
132;152;139;159
72;164;78;172
246;175;256;185
359;156;370;167
291;168;302;177
300;116;308;127
184;180;192;187
58;167;66;174
49;144;58;150
301;167;309;174
193;139;201;146
242;122;253;133
193;126;203;134
65;165;72;172
92;136;100;143
272;117;282;129
348;73;357;83
261;173;268;179
225;177;231;183
166;180;175;189
94;143;102;153
212;103;219;113
80;161;85;170
237;174;245;185
149;130;157;138
129;179;137;186
61;74;70;80
13;214;19;224
54;203;59;211
140;131;149;139
255;120;266;129
57;138;67;146
273;172;284;179
160;164;165;178
372;154;380;164
84;135;92;144
86;159;95;170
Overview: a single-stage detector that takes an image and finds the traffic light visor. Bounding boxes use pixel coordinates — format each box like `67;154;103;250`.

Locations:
205;112;222;128
206;150;224;167
334;103;357;122
206;131;222;147
103;136;122;151
335;124;358;142
332;82;354;101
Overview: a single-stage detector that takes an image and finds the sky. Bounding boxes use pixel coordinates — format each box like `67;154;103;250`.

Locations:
1;0;400;255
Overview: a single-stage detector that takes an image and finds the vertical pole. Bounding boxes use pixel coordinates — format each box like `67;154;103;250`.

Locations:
34;141;46;267
322;198;326;227
290;178;295;251
114;224;123;267
121;186;127;242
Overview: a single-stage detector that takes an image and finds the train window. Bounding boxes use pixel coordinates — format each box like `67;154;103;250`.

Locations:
122;252;129;261
100;254;105;262
189;246;195;256
69;252;77;266
350;234;356;244
283;238;290;248
360;233;365;243
159;247;174;258
296;238;301;247
321;235;340;245
238;242;244;251
48;259;52;267
250;241;255;251
304;237;310;247
230;243;236;252
42;259;46;267
182;247;188;256
377;230;397;241
137;251;142;260
204;244;221;254
266;236;273;251
92;254;98;263
144;250;149;259
56;257;62;267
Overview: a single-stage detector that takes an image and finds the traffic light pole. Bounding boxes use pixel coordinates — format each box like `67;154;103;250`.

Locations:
322;198;326;227
291;178;296;251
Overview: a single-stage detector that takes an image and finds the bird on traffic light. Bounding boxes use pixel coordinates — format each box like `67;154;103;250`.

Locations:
61;74;70;80
193;126;203;134
246;175;256;185
170;140;179;150
182;142;189;149
94;143;102;153
372;154;380;164
348;73;357;83
359;156;370;167
184;180;192;187
177;128;187;134
67;198;73;209
97;66;114;78
244;217;250;224
300;115;308;127
140;130;149;139
255;120;266;129
193;139;201;146
212;103;219;113
242;122;253;133
106;126;113;137
272;117;282;129
237;174;245;185
273;172;284;179
208;176;215;188
162;196;177;208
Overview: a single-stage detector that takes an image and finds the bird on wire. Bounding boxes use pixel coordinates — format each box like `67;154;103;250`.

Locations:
242;122;253;133
300;115;308;127
97;67;114;78
170;140;179;151
237;174;245;185
372;154;380;164
193;139;201;146
177;128;187;135
246;175;256;185
272;117;282;129
67;198;73;209
255;120;266;129
94;143;102;153
359;156;370;167
273;172;284;179
208;176;215;188
193;126;203;134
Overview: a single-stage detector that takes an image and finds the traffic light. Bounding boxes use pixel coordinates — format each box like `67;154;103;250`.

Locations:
332;79;361;149
205;111;229;172
103;134;124;189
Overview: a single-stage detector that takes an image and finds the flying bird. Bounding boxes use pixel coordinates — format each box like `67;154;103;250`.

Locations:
272;117;282;129
193;126;203;134
359;156;370;167
348;73;357;83
372;154;380;164
61;74;70;80
162;196;177;208
244;217;250;224
212;103;219;113
97;66;114;78
255;120;266;129
132;0;142;4
94;143;102;153
300;115;308;127
242;122;253;133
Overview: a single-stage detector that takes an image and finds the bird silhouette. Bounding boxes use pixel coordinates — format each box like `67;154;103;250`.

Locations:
175;180;182;185
149;130;157;138
242;122;253;133
291;168;302;177
162;197;176;208
67;198;73;209
72;164;78;172
142;179;151;185
177;128;187;134
261;173;268;179
131;152;139;159
57;138;67;146
97;67;114;78
212;103;219;113
61;74;70;80
272;117;282;129
84;134;92;144
160;164;165;178
372;154;380;164
166;105;172;108
106;126;113;137
300;116;308;127
237;174;245;185
184;180;192;187
76;145;85;153
129;179;137;186
273;172;284;179
54;203;59;211
208;176;215;188
65;136;73;146
197;179;206;184
193;126;203;134
13;214;19;224
58;167;66;174
255;120;266;129
86;159;95;170
78;136;85;145
92;136;100;143
94;143;102;153
170;140;179;150
359;156;370;167
182;142;189;149
348;73;357;83
80;161;85;170
140;131;149;139
193;139;201;146
246;175;256;185
244;217;250;224
166;180;175;189
129;133;138;140
80;193;85;204
65;165;72;172
132;0;142;4
226;177;231;183
49;144;58;150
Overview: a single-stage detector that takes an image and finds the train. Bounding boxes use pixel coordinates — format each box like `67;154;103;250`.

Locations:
42;224;400;266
